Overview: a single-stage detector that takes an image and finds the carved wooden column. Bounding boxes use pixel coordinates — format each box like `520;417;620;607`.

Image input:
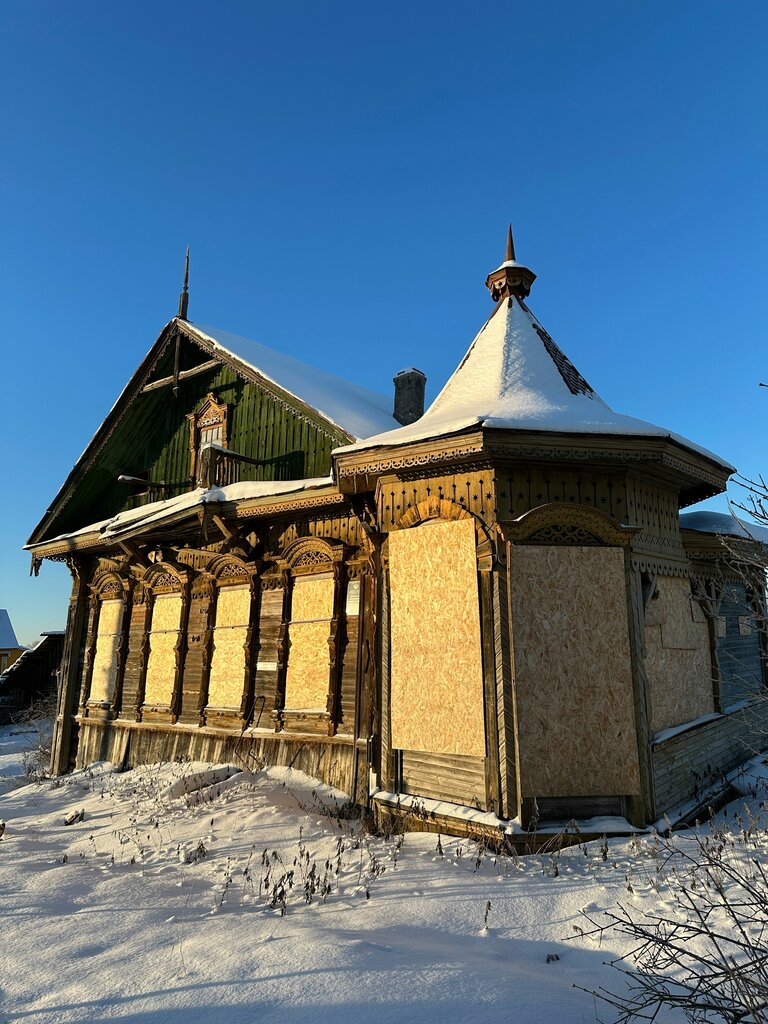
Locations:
241;569;262;724
272;568;291;731
134;587;154;720
325;560;346;736
170;578;191;723
193;574;216;725
111;583;133;718
50;558;89;776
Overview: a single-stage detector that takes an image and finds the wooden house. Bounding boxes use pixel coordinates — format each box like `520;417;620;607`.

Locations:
27;232;768;837
0;610;26;675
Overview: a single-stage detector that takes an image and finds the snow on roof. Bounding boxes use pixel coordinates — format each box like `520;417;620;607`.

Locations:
679;510;768;544
335;297;734;472
27;477;335;550
0;610;20;650
186;323;398;441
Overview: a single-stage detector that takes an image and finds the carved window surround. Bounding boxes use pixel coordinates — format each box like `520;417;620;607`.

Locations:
272;539;348;736
188;392;228;484
138;562;191;723
80;572;132;720
199;556;260;729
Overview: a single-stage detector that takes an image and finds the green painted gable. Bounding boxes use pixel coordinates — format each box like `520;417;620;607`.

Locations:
30;323;352;544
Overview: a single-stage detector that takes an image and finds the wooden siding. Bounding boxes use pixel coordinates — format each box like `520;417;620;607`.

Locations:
77;718;357;796
652;702;768;816
717;582;765;709
42;337;347;540
397;751;486;809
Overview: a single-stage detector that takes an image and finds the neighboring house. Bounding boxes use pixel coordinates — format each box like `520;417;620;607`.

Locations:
0;631;65;724
26;231;768;837
0;610;26;675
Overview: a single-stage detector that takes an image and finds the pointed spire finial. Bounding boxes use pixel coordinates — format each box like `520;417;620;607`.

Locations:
177;246;190;320
505;224;515;263
484;224;536;302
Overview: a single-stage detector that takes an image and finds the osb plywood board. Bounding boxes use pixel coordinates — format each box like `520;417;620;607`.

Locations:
208;627;247;708
509;545;640;796
144;631;177;706
90;631;121;703
215;586;250;628
389;517;485;757
292;576;334;623
98;599;124;637
152;594;183;633
645;576;707;648
284;621;330;710
644;576;713;733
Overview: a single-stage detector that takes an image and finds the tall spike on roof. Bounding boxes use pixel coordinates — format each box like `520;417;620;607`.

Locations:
505;223;515;262
177;246;190;320
485;225;536;302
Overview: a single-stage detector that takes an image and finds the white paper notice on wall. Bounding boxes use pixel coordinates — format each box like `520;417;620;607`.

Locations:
345;580;361;617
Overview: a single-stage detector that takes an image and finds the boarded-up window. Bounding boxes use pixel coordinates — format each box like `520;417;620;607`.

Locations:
509;545;640;797
644;575;714;733
284;575;334;710
89;599;124;704
718;582;764;710
389;517;486;757
207;585;251;709
144;594;182;706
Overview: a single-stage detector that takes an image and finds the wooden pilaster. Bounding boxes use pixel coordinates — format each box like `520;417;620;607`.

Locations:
626;562;656;825
478;564;501;816
50;561;89;776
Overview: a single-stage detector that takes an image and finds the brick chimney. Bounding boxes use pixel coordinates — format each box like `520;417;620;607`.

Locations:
393;368;426;426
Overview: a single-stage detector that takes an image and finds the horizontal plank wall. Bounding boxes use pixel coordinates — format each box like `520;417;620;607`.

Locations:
652;702;768;816
76;719;357;797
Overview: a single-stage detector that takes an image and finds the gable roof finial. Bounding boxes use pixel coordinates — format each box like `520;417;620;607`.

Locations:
505;224;516;263
177;246;190;320
484;224;536;302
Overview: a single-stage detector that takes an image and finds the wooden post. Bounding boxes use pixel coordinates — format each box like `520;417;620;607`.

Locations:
194;575;216;725
625;562;656;826
325;562;345;735
272;571;291;730
50;561;89;775
240;571;261;723
170;581;191;722
78;592;101;713
134;589;154;720
492;550;517;820
111;586;133;717
478;567;501;816
378;563;394;792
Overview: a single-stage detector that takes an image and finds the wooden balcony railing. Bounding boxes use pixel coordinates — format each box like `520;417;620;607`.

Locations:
197;445;263;489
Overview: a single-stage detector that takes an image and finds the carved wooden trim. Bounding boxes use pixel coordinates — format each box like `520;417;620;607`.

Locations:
233;491;346;519
500;502;634;548
142;561;189;593
336;440;485;479
188;392;228;481
396;496;473;529
278;537;346;572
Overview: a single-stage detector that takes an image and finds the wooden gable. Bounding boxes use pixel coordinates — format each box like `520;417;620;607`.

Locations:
28;320;354;545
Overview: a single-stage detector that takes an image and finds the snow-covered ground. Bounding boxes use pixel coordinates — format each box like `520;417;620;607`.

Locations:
1;725;765;1024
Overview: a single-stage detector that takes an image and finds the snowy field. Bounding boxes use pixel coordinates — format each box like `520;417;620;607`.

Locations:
1;724;765;1024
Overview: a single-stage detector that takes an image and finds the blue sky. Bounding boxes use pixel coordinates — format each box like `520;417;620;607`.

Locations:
1;1;766;645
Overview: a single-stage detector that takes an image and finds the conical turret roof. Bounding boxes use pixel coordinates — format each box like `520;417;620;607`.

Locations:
336;241;732;473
